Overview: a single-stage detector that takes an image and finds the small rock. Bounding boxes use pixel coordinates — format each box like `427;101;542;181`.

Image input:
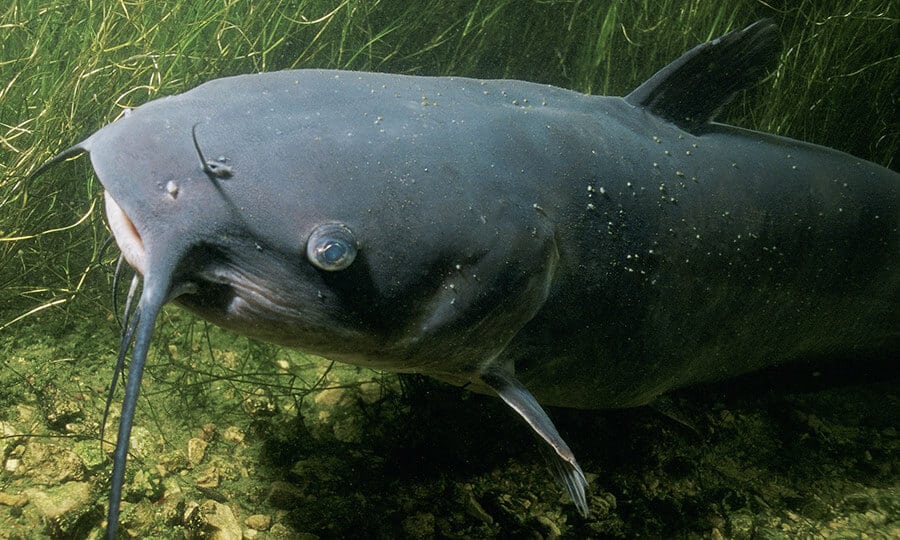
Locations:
0;491;27;507
25;481;95;537
128;426;159;458
155;491;186;527
291;456;340;483
199;499;242;540
245;513;272;530
183;501;203;532
0;421;21;456
188;437;208;466
195;466;220;489
728;510;755;537
307;387;366;442
20;441;86;483
16;404;36;423
331;416;363;443
126;481;185;531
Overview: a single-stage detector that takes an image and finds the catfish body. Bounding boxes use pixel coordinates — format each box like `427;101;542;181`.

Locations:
116;66;895;410
34;21;899;537
510;116;899;409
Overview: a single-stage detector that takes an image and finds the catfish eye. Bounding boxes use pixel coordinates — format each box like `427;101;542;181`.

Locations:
306;222;358;271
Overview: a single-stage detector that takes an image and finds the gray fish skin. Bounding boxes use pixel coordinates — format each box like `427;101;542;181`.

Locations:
510;118;899;409
34;20;899;536
88;68;898;406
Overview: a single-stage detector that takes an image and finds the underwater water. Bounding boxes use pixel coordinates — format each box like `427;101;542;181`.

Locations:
1;0;898;538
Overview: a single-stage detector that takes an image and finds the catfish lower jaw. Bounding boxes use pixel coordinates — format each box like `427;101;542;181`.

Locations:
104;191;146;275
173;259;384;361
173;259;487;376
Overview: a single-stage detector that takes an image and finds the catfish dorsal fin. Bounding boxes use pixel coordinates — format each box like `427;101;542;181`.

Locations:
481;366;589;516
625;19;780;133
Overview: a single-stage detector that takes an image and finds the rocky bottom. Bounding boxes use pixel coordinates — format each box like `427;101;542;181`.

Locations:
0;320;897;539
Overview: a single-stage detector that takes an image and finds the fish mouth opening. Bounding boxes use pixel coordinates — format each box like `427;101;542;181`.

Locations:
104;191;146;275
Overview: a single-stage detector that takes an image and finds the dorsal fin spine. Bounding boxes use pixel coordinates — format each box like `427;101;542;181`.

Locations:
624;19;781;133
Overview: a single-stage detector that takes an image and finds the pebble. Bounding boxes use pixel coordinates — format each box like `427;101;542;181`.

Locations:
195;466;220;488
128;426;158;458
0;491;27;507
245;513;272;530
199;499;242;540
187;437;208;466
25;481;93;536
0;421;20;456
19;441;85;483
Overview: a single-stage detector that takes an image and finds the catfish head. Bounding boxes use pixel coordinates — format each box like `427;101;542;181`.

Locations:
33;69;567;537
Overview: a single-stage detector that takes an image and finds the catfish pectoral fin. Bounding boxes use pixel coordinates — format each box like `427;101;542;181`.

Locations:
481;367;589;517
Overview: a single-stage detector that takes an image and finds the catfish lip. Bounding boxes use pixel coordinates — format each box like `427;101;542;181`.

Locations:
104;191;146;275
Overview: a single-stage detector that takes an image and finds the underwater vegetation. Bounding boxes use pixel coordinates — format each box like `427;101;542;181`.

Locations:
1;0;898;538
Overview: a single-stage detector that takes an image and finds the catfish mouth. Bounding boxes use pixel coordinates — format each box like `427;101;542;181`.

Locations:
104;191;146;275
102;188;362;352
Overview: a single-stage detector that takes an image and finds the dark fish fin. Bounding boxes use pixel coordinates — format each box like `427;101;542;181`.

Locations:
481;366;589;516
29;142;90;179
625;19;780;133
